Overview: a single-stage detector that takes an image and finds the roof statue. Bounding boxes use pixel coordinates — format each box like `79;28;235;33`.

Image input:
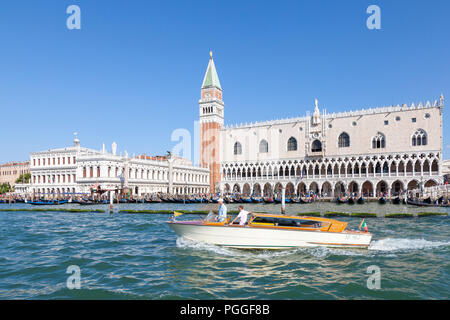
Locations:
312;98;321;126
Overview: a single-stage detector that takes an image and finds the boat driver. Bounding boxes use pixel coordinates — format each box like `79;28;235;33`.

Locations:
217;198;227;222
231;205;250;226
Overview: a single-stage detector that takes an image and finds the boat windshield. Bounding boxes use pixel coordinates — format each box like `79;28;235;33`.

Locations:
251;216;323;228
204;212;217;222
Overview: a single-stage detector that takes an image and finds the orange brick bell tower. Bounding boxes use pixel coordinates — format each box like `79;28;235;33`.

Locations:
199;51;224;193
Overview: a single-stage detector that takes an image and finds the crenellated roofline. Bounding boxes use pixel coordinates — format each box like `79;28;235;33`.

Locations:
223;97;444;130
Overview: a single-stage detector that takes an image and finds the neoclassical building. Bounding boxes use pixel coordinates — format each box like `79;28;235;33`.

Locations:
199;53;444;197
30;136;209;196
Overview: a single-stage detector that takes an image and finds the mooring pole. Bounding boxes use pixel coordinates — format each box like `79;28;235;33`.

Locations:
281;185;286;214
109;191;113;213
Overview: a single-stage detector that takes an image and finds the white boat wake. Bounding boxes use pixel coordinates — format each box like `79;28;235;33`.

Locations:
368;238;450;252
176;236;450;258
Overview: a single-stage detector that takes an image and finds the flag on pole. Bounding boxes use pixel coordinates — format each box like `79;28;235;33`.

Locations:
359;219;368;232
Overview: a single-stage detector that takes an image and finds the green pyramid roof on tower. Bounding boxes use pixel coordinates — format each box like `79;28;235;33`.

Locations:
201;51;222;90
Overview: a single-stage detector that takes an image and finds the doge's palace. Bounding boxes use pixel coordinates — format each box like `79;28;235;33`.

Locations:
198;53;444;197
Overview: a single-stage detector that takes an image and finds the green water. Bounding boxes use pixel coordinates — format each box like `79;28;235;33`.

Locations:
0;202;449;299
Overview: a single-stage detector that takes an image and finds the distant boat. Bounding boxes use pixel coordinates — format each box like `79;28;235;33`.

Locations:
263;197;274;204
348;197;355;205
29;199;68;205
392;197;402;205
406;198;450;207
378;197;387;204
357;197;365;204
422;197;432;204
274;198;291;204
336;197;348;204
251;197;263;203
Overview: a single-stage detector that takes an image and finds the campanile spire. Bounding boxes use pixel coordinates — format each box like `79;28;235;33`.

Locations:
199;52;224;193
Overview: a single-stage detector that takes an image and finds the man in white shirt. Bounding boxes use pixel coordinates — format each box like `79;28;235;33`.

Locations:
231;205;250;226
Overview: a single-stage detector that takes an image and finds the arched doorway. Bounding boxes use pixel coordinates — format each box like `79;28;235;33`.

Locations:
286;182;295;197
424;179;437;188
376;181;388;196
242;183;251;196
253;183;262;197
274;183;283;198
334;181;346;197
263;183;273;197
309;182;319;194
391;180;404;196
348;181;359;195
297;182;306;196
407;180;419;191
362;181;373;197
321;182;332;197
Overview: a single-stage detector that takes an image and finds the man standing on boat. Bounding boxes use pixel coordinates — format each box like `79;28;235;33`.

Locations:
231;205;250;225
217;198;227;222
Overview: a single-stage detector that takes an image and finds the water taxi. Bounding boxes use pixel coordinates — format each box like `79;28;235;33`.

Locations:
168;213;372;249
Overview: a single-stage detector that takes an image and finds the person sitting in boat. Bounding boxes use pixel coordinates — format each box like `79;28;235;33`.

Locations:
231;205;250;226
217;198;227;222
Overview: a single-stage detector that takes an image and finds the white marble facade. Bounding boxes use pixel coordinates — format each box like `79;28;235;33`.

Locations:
29;137;209;196
218;97;444;197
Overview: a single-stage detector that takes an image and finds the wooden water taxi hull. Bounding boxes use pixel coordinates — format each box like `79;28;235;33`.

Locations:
168;222;372;249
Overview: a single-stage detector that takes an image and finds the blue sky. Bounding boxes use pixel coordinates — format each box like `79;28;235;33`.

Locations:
0;0;448;163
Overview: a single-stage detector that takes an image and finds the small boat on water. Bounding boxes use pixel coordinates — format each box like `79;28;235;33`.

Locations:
392;196;402;205
168;213;372;249
406;198;450;207
29;199;68;205
335;197;348;204
274;198;292;204
348;197;355;205
251;197;264;203
263;197;274;204
378;197;387;204
357;197;365;204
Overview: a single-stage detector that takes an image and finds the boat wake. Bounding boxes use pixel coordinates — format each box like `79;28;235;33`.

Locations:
368;238;450;252
176;236;450;259
176;237;237;256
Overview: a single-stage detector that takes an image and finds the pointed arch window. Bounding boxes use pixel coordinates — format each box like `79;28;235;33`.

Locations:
234;142;242;155
338;132;350;148
412;129;427;146
311;140;322;152
372;132;386;149
287;137;297;151
259;139;268;153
